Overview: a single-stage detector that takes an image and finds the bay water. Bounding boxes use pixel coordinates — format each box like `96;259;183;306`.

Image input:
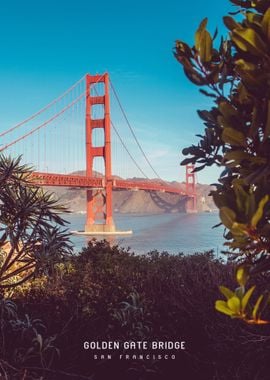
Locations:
65;212;225;256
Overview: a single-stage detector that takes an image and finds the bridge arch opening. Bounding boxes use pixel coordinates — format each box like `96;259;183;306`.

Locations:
92;128;105;148
91;104;104;120
92;156;105;178
90;82;105;97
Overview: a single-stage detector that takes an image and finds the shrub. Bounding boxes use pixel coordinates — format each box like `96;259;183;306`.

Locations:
17;241;256;379
174;0;270;323
0;155;72;290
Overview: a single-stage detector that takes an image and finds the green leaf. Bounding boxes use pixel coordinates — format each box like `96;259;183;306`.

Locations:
231;27;268;56
219;285;235;300
181;158;194;165
195;18;208;49
183;68;206;85
236;266;249;287
219;101;238;119
233;182;249;213
194;18;212;63
220;207;236;229
235;59;256;71
251;195;269;228
236;66;261;88
262;7;270;41
222;128;247;147
182;147;192;155
252;294;264;320
223;16;241;31
227;296;241;313
218;115;232;129
242;285;256;312
215;300;235;316
224;150;251;162
175;41;193;58
197;109;216;122
231;222;248;237
246;11;262;26
199;30;213;63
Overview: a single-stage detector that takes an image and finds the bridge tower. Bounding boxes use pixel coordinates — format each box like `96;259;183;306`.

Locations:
85;73;115;233
185;164;197;213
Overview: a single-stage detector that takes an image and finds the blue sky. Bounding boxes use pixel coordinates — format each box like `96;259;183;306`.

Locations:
0;0;235;183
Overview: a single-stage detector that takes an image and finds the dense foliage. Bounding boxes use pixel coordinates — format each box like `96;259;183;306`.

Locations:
0;155;72;289
0;241;267;379
174;0;270;321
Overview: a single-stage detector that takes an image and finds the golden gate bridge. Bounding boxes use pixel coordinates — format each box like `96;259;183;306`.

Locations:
0;73;196;234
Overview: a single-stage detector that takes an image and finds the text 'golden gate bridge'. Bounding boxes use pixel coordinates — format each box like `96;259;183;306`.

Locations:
0;73;197;234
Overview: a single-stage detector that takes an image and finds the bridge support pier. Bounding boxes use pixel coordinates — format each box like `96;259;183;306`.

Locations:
85;187;116;233
85;223;116;233
186;196;197;214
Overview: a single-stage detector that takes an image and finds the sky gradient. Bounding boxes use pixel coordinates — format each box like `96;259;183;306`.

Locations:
0;0;235;183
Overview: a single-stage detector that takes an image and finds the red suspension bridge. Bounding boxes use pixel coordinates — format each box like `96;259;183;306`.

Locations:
0;73;196;234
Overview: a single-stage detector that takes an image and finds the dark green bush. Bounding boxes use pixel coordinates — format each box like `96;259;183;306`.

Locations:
8;240;269;379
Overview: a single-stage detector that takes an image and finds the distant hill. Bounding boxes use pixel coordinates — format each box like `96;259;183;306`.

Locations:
47;171;216;214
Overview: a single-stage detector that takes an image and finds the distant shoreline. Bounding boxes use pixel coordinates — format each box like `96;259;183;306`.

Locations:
68;209;219;215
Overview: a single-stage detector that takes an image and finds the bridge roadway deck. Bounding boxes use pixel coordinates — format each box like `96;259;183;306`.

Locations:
33;172;189;196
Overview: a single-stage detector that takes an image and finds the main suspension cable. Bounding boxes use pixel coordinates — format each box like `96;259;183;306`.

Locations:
111;120;149;179
0;93;85;152
0;75;85;138
109;79;162;179
91;83;149;179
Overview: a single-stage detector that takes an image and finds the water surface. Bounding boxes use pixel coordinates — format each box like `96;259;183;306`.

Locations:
65;212;224;256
